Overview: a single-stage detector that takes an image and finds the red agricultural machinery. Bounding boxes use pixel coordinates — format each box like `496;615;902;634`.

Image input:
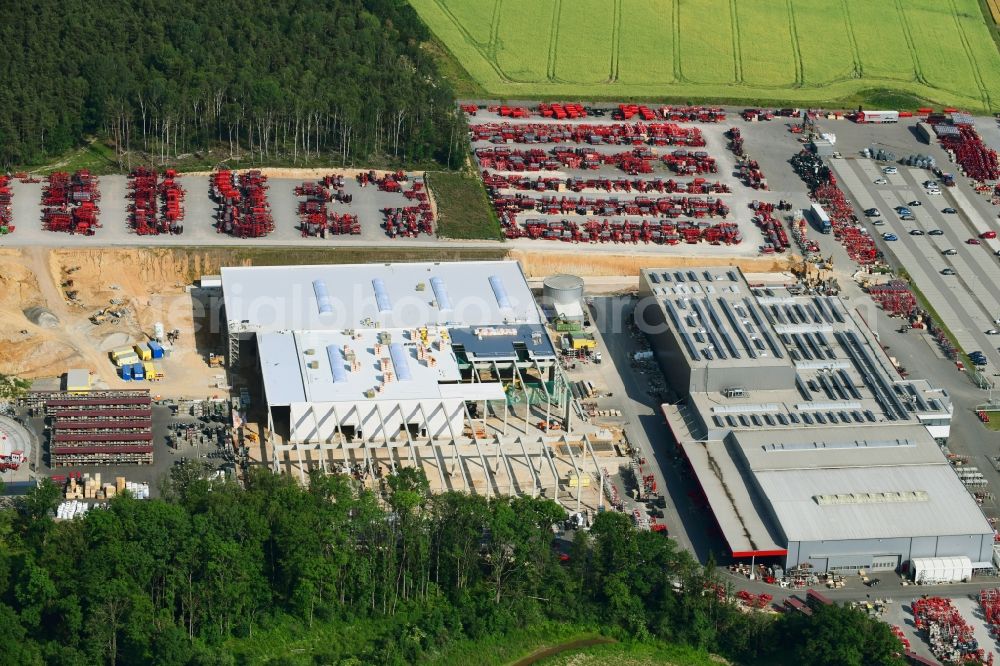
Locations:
42;170;101;234
128;167;185;235
211;169;274;238
0;175;12;234
294;175;360;237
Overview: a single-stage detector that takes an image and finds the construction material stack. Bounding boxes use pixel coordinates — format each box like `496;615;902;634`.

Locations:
45;390;153;466
211;169;274;238
42;170;101;234
0;175;12;234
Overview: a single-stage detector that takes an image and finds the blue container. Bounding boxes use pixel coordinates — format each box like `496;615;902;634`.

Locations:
148;341;164;359
131;363;145;380
120;365;133;381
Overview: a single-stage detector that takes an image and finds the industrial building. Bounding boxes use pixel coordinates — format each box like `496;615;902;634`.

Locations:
642;267;992;573
221;261;621;510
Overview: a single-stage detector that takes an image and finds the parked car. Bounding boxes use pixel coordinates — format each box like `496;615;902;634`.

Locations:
986;330;1000;336
940;268;956;275
909;229;925;236
981;230;997;239
872;218;885;226
882;233;898;241
864;208;880;217
968;238;982;245
927;188;942;196
874;178;888;185
943;249;958;255
883;166;897;174
928;229;944;236
908;200;922;206
943;207;957;214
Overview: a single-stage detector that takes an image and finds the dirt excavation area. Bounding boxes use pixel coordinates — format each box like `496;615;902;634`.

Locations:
0;247;227;399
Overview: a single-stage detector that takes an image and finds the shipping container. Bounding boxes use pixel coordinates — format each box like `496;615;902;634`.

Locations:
115;353;139;368
859;110;899;124
810;203;832;234
134;343;151;361
111;346;136;359
120;365;133;381
147;341;164;359
914;122;933;144
130;363;145;380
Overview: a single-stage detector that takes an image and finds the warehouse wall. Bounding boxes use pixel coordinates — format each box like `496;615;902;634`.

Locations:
290;398;465;442
789;532;995;572
636;287;692;397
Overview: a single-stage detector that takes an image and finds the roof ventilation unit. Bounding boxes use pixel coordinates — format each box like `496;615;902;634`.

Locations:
388;343;413;381
326;345;347;383
489;275;513;309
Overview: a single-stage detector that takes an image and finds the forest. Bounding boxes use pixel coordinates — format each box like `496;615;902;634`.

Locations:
0;0;461;169
0;465;905;666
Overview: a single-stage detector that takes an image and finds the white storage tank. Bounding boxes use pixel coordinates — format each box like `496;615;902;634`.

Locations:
542;274;584;308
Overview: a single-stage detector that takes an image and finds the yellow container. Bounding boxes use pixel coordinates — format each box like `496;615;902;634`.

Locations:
134;343;152;361
111;346;135;359
115;354;139;368
143;362;163;379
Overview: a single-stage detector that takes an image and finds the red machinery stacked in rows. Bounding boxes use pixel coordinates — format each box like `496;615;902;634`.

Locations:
469;122;705;147
127;168;185;235
867;280;918;318
492;193;729;219
749;201;789;254
377;172;433;237
42;170;100;234
812;175;877;265
538;103;586;119
501;217;741;246
663;149;717;175
211;170;273;238
939;125;1000;182
481;171;730;195
911;596;984;664
0;175;12;234
293;175;359;237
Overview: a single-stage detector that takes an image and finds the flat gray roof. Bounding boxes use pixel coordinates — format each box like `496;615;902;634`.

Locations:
223;261;541;333
755;465;992;542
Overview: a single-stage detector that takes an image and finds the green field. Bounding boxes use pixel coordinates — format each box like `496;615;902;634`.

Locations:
410;0;1000;111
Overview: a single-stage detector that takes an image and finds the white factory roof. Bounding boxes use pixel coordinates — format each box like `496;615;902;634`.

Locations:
664;405;991;556
222;261;541;333
259;328;466;405
755;465;991;542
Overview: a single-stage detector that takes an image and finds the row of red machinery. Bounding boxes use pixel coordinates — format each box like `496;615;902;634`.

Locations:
127;168;185;235
476;146;707;175
42;170;101;234
749;201;789;253
492;193;730;218
210;170;274;238
0;175;12;234
501;217;742;245
940;125;1000;182
980;589;1000;648
814;178;877;265
357;169;411;193
462;103;725;123
470;121;706;147
294;175;360;237
734;590;773;610
482;171;730;195
911;596;984;664
867;280;918;318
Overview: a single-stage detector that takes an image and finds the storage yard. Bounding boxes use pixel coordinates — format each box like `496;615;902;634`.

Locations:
411;0;1000;111
3;168;436;247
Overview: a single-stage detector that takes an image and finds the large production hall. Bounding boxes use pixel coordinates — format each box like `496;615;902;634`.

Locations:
643;267;994;575
219;260;625;513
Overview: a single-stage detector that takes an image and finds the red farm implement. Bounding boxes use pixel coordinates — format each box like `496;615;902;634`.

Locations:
382;205;433;238
939;125;1000;182
911;596;983;664
0;175;13;234
867;281;917;318
128;168;185;235
42;170;100;234
294;175;360;237
211;169;274;238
